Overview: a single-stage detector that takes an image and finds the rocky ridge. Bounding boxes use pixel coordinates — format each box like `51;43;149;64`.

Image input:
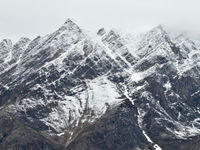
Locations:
0;19;200;150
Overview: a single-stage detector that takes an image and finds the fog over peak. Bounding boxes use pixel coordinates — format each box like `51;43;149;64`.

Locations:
0;0;200;42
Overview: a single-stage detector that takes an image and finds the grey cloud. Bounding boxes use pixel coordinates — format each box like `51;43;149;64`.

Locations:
0;0;200;42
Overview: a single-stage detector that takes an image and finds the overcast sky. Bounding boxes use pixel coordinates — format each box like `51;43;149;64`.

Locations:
0;0;200;42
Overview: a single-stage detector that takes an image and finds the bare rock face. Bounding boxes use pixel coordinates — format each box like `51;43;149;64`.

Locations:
0;20;200;150
97;28;106;36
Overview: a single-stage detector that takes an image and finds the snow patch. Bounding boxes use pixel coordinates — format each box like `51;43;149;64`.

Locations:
164;81;172;92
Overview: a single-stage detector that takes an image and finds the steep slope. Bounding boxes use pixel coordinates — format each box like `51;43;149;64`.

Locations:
0;39;13;73
0;19;132;149
66;25;200;150
0;20;200;150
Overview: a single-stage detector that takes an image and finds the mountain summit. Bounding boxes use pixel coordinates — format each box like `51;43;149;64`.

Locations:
0;19;200;150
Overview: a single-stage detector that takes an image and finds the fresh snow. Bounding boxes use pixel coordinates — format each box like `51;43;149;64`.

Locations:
131;65;157;82
86;76;121;119
8;76;121;134
1;19;200;147
164;81;172;91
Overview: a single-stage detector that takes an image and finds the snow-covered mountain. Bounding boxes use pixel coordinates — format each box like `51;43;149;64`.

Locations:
0;19;200;150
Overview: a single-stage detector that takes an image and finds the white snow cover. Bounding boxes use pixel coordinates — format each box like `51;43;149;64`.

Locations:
164;81;172;91
131;65;157;82
1;19;200;146
8;76;121;134
86;76;121;117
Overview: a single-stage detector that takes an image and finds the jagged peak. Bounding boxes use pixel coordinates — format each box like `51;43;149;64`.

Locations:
136;25;176;58
64;18;76;25
34;18;85;47
97;28;106;36
14;37;31;45
101;29;122;45
174;34;190;43
175;33;194;43
11;37;31;61
140;25;172;44
0;39;13;47
110;28;121;34
48;18;84;42
173;33;197;52
149;25;168;35
61;18;81;31
156;24;164;30
12;37;31;50
0;39;13;59
104;29;121;39
18;37;31;42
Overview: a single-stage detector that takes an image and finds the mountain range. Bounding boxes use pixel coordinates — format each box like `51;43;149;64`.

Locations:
0;19;200;150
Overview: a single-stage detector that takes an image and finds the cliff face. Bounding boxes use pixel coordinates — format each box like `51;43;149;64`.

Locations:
0;19;200;150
